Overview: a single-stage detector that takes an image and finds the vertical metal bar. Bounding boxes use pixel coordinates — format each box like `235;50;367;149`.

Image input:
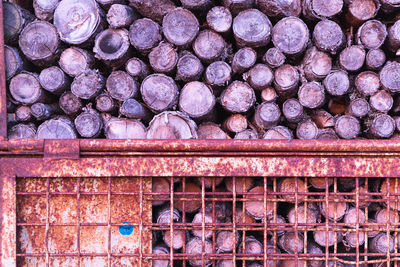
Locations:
263;176;267;267
303;177;309;266
273;178;277;267
201;177;206;267
364;178;369;265
139;177;143;267
294;177;299;267
108;177;111;267
386;178;390;266
46;178;50;267
77;178;81;267
0;2;8;140
0;176;16;266
232;176;237;267
355;177;359;267
325;177;330;265
169;177;174;267
182;177;186;267
211;177;216;267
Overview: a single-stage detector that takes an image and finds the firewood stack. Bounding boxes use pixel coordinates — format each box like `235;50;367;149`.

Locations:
151;177;400;266
4;0;400;140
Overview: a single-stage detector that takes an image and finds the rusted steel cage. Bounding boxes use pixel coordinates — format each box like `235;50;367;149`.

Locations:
2;1;400;267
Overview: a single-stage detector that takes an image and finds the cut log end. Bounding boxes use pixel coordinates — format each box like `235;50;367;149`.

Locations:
59;47;95;78
179;81;215;119
149;43;178;74
163;8;199;47
220;81;256;113
106;71;138;101
207;6;232;33
335;115;361;139
129;18;162;53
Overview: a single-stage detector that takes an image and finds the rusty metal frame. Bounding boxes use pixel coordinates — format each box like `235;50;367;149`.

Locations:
1;1;400;266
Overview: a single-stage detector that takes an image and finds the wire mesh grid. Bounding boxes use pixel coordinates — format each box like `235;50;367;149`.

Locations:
15;176;400;266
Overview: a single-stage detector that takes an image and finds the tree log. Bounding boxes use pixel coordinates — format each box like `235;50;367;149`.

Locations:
106;71;138;101
282;98;304;123
179;81;216;120
120;99;152;121
339;45;366;72
324;70;350;96
3;2;34;44
8;123;37;139
220;81;256;113
312;19;345;54
257;0;302;19
278;232;304;253
107;4;138;29
298;82;326;109
37;116;77;139
204;61;232;88
186;237;212;267
346;0;380;26
335;115;361;139
4;45;25;81
39;66;69;95
234;129;259;139
223;0;254;15
59;91;83;116
31;103;59;121
74;107;103;138
71;69;105;100
263;47;286;68
273;64;300;98
302;0;343;20
95;93;116;113
263;126;293;139
369;90;393;113
10;72;48;105
296;120;319;139
193;30;226;63
197;123;230;139
302;47;332;81
355;71;380;96
129;0;176;23
33;0;59;21
207;6;232;34
125;58;150;81
176;53;204;82
148;43;178;74
232;47;257;74
243;64;274;91
368;113;395;138
15;105;32;122
357;20;387;50
129;18;162;54
261;87;278;102
103;116;147;139
146;111;198;139
223;114;248;134
346;98;370;118
140;74;179;113
59;47;95;78
366;49;386;70
380;61;400;93
162;8;199;48
233;9;272;47
19;21;60;67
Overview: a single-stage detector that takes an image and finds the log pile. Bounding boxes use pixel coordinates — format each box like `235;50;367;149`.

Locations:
151;176;399;266
5;0;400;140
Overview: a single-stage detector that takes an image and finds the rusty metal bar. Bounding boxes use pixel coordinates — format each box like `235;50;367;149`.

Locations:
0;1;7;140
0;175;16;266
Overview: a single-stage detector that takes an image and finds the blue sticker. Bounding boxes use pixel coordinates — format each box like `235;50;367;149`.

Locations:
119;222;134;236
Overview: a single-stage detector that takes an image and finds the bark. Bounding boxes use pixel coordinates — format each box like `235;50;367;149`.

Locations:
4;45;25;81
180;0;213;11
186;238;213;267
380;0;400;13
206;6;232;34
339;45;366;72
263;126;293;139
179;81;216;120
39;66;69;95
278;231;304;253
37;116;77;139
263;47;286;68
119;99;152;121
94;28;131;69
329;99;346;114
296;120;319;139
234;129;259;139
355;71;380;96
370;233;394;253
302;47;332;81
8;123;37;139
15;106;32;122
220;81;256;113
272;16;309;56
106;4;138;29
173;181;201;213
302;0;343;20
312;19;345;54
257;0;302;19
312;109;335;128
59;47;95;78
197;123;230;139
223;0;254;15
368;113;395;138
387;20;400;54
320;195;347;221
103;116;147;139
277;178;308;202
366;49;386;70
129;0;176;23
223;114;248;134
243;64;274;91
97;0;126;9
95;93;116;113
324;70;350;96
380;61;400;93
233;9;272;47
316;128;339;139
273;64;300;98
282;98;304;123
313;226;343;247
54;0;104;46
204;61;232;88
59;91;83;116
140;74;179;113
162;8;199;47
31;103;59;121
298;82;326;109
193;30;226;63
152;178;170;207
125;58;150;81
346;0;380;26
3;2;34;44
335;115;361;139
74;107;103;138
369;90;393;113
346;98;370;118
225;177;254;193
106;71;138;101
216;231;239;253
33;0;59;21
9;72;48;105
71;69;105;100
261;87;278;102
254;102;281;130
357;20;387;50
148;43;178;74
129;18;162;54
146;111;198;139
232;47;257;74
19;21;60;67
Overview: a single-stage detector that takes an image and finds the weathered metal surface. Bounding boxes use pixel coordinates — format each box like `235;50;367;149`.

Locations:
0;175;16;266
14;177;152;266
